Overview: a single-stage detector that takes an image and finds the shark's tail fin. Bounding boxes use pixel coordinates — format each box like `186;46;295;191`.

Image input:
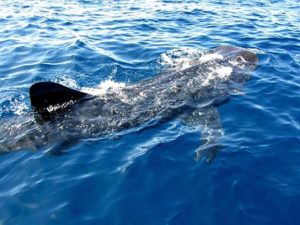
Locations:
29;82;93;120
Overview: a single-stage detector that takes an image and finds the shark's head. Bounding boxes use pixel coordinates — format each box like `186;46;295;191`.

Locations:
214;45;258;83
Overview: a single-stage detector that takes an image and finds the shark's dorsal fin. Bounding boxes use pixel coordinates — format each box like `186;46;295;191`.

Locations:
29;82;92;120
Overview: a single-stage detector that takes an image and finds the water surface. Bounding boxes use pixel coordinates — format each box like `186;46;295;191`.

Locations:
0;0;300;224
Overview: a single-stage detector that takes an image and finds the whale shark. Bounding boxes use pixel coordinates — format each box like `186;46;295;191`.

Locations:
0;46;258;162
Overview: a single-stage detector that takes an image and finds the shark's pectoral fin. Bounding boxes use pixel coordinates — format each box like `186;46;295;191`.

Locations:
195;142;221;163
29;82;93;120
184;106;224;162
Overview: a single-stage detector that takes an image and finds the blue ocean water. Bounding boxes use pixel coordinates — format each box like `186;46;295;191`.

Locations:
0;0;300;224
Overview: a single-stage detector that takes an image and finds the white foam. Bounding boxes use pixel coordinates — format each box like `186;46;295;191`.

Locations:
202;66;233;86
160;48;202;71
199;53;224;64
55;76;80;89
215;66;233;79
53;74;126;97
9;95;29;116
159;48;224;72
81;79;126;96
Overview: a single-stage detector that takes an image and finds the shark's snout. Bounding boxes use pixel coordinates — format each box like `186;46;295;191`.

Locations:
237;49;258;66
212;45;258;83
215;45;258;68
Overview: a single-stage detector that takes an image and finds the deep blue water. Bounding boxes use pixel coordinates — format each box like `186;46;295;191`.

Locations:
0;0;300;224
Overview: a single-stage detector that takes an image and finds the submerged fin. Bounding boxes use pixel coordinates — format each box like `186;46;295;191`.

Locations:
184;106;224;162
29;82;92;120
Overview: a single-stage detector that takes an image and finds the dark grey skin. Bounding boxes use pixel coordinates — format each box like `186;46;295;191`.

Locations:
0;46;258;162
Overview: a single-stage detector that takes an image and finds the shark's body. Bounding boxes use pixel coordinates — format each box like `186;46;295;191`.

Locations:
0;46;258;161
